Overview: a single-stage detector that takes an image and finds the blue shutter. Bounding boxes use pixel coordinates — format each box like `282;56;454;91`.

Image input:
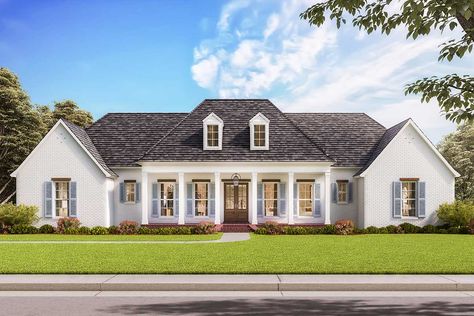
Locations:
174;183;179;218
257;183;263;216
119;182;125;203
331;183;337;203
186;183;194;217
44;181;53;218
293;183;298;216
69;182;77;217
313;182;321;217
209;183;215;217
135;183;141;203
392;181;402;218
278;183;286;216
348;182;353;203
418;181;426;218
152;182;159;217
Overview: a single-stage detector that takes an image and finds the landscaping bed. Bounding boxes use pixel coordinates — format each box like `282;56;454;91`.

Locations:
0;233;222;241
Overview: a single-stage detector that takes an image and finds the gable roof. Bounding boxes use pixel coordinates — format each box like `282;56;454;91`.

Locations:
140;99;333;162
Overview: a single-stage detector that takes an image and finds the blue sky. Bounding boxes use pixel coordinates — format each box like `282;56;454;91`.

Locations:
1;0;472;143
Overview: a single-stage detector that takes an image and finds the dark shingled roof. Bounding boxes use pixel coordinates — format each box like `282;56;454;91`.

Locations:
86;113;187;167
61;119;117;176
141;99;333;162
286;113;387;167
354;119;410;176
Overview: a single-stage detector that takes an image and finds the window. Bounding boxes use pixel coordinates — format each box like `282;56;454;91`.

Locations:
160;182;174;216
337;181;348;204
55;181;69;217
203;113;223;150
402;181;417;217
125;182;136;203
254;125;266;147
249;112;269;150
207;125;219;147
264;182;278;216
298;183;313;216
194;182;209;216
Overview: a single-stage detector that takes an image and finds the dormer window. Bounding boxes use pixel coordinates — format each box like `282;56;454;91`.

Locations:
203;113;223;150
249;113;269;150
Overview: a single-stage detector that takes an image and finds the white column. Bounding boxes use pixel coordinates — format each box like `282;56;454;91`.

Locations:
178;172;185;225
141;172;149;225
214;172;221;224
251;172;258;225
288;172;294;225
324;171;331;224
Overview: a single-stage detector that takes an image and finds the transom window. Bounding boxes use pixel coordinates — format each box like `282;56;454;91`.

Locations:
254;124;266;147
195;182;209;216
55;181;69;217
298;183;313;216
207;125;219;147
337;181;348;204
160;182;175;216
402;181;417;217
264;182;278;216
125;182;136;203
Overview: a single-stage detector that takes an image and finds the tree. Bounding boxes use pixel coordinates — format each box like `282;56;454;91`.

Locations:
301;0;474;123
50;100;93;129
438;123;474;200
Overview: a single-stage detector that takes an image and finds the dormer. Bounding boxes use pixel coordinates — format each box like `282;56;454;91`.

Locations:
249;112;269;150
203;112;224;150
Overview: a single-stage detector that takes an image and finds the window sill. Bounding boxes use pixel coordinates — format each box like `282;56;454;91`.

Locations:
124;202;136;205
401;216;420;220
337;202;348;205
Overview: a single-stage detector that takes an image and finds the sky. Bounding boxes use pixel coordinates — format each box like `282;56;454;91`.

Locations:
1;0;472;143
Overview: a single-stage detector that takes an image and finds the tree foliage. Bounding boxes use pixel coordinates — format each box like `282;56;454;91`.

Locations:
50;100;93;129
301;0;474;122
438;122;474;200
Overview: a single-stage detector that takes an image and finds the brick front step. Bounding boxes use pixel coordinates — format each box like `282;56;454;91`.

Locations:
219;224;253;233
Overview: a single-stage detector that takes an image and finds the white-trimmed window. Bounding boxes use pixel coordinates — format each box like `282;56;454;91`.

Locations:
203;113;223;150
249;112;269;150
194;182;209;216
337;180;348;204
298;183;313;216
55;181;69;217
402;181;417;217
263;182;278;216
160;182;175;216
125;181;136;203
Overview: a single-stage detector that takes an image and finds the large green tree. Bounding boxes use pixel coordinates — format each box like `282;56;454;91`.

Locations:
50;100;93;129
301;0;474;123
438;123;474;201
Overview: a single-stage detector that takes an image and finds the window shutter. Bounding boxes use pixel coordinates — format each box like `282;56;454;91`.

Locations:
186;183;194;217
331;183;337;204
293;183;298;216
209;183;215;217
417;181;426;218
278;183;286;216
257;183;263;216
174;184;179;218
119;182;125;203
44;181;53;218
152;182;159;217
348;182;353;203
69;181;77;217
392;181;402;218
313;182;321;217
135;183;141;203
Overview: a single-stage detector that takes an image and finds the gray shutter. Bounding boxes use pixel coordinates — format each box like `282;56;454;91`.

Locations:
44;181;53;218
119;182;125;203
209;183;215;217
392;181;402;218
348;182;353;203
69;181;77;217
135;183;141;203
174;183;179;218
313;182;321;217
186;183;194;216
152;182;159;217
278;183;286;216
293;183;298;216
331;183;337;203
417;181;426;218
257;183;263;216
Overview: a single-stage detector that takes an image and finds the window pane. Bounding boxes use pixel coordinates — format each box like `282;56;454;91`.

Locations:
225;185;234;209
207;125;219;147
402;181;417;217
195;200;208;216
264;183;278;216
55;181;69;217
195;183;208;216
160;183;174;216
238;184;247;209
254;124;266;147
125;183;135;202
298;183;313;216
337;182;347;203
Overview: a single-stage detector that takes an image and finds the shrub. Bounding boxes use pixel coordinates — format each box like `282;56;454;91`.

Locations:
459;226;470;234
137;227;152;235
39;224;55;234
10;224;38;234
353;227;367;234
90;226;108;235
77;226;91;235
335;219;354;235
194;221;216;234
366;226;379;234
118;221;139;234
108;225;119;234
254;227;268;234
56;217;81;234
64;227;79;234
438;228;448;234
421;225;437;234
437;201;474;227
284;226;309;235
320;224;336;234
399;223;421;234
385;225;403;234
259;221;283;235
0;203;38;232
447;227;460;234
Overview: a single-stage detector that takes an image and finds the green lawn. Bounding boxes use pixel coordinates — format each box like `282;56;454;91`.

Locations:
0;234;473;274
0;233;222;241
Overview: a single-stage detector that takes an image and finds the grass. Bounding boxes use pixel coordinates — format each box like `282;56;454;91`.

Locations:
0;233;222;241
0;234;473;274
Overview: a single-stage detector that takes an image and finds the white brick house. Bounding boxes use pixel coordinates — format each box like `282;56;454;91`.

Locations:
11;99;459;228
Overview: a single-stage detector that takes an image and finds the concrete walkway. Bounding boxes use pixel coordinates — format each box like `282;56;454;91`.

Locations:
0;275;474;291
0;232;250;244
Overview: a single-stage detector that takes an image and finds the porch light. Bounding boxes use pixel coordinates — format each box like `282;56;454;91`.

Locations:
231;173;241;187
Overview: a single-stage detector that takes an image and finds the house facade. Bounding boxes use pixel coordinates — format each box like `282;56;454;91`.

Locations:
11;99;459;228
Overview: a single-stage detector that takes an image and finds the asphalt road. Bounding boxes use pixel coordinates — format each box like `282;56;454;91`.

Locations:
1;292;474;315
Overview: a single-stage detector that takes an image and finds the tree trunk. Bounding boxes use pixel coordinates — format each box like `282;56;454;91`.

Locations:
457;13;474;41
0;179;12;197
1;190;15;205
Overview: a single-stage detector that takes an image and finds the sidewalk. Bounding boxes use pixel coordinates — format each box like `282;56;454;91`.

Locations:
0;275;473;291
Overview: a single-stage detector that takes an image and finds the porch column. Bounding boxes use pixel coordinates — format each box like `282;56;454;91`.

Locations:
288;172;294;224
178;172;185;225
251;172;258;225
141;172;148;225
214;172;221;224
324;171;331;224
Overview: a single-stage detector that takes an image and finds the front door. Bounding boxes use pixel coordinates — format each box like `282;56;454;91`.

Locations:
224;183;248;223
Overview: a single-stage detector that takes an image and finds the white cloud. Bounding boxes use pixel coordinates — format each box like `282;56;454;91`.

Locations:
191;55;220;89
263;14;279;39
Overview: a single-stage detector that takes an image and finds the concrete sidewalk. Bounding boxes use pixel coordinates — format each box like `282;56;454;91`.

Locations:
0;275;473;291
